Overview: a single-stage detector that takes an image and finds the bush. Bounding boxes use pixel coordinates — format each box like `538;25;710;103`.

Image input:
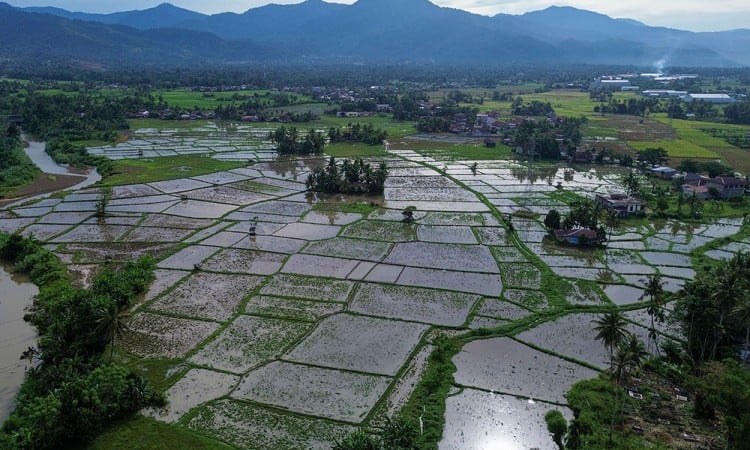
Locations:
45;138;117;177
0;233;160;448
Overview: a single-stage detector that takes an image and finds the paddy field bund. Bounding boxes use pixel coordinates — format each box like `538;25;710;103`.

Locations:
1;122;748;450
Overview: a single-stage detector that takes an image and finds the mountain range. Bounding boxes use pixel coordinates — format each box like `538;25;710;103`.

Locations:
1;0;749;68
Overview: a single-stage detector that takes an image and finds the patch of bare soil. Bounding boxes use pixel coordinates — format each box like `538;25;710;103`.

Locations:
599;116;677;141
0;173;86;207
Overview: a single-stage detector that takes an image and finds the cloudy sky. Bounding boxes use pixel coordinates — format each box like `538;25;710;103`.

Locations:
6;0;750;32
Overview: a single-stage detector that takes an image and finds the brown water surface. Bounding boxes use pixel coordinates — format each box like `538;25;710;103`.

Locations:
0;263;38;422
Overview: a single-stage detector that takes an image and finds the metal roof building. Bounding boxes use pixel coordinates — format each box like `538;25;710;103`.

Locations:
687;94;735;104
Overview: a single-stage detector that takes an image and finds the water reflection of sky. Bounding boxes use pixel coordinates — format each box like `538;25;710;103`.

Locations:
441;389;572;450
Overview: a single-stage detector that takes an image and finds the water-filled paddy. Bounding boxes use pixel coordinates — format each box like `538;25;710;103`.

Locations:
4;139;746;449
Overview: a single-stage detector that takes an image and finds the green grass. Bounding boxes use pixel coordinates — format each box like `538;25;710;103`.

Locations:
85;415;231;450
313;201;380;216
309;115;416;140
99;155;246;186
522;90;624;117
450;89;638;119
325;142;387;157
628;140;720;159
416;144;513;161
128;119;213;130
428;83;545;102
655;118;740;149
153;89;313;110
583;117;620;138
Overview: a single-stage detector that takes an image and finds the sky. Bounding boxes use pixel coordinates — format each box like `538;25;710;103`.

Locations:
5;0;750;32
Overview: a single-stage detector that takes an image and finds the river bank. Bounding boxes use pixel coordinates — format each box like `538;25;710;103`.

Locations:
0;137;101;208
0;263;38;423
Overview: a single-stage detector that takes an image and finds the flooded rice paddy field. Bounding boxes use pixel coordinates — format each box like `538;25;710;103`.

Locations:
1;137;749;449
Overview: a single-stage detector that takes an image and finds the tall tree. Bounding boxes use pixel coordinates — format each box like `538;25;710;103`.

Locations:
733;295;750;360
623;171;641;197
612;334;648;384
642;274;666;355
592;310;629;369
96;300;131;362
603;210;620;243
709;259;745;360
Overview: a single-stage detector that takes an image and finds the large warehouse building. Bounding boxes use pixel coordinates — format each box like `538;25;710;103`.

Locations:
686;93;735;104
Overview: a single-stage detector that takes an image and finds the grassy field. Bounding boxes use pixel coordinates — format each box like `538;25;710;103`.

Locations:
447;89;636;119
628;140;720;159
325;142;388;158
405;142;514;161
99;155;246;186
521;90;638;117
428;83;545;102
85;415;229;450
153;89;314;110
309;115;416;140
128;119;214;130
654;118;740;149
583;117;620;138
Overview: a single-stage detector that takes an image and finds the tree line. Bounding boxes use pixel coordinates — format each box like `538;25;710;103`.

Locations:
0;234;163;449
268;126;327;155
306;157;387;195
328;123;388;146
550;249;750;449
0;124;38;196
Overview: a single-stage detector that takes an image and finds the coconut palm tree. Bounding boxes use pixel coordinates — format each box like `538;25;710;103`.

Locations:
603;209;620;244
709;261;745;360
641;274;666;355
96;300;132;362
732;295;750;361
611;334;648;384
593;309;630;369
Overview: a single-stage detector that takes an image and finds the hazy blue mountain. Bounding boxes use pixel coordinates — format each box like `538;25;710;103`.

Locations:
0;4;275;66
21;2;206;29
0;0;745;67
178;0;346;41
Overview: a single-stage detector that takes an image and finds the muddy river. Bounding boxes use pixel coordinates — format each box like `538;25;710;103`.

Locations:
0;263;38;422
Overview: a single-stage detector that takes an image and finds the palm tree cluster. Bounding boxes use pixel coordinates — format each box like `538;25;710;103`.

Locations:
672;252;750;367
328;123;388;146
0;234;163;448
306;157;388;195
268;126;326;155
546;199;618;245
592;310;648;384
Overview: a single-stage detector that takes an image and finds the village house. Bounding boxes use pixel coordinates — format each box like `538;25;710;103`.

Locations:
449;113;469;134
554;228;598;246
595;193;646;217
572;149;592;164
650;166;678;179
681;184;711;200
681;172;706;186
705;177;747;198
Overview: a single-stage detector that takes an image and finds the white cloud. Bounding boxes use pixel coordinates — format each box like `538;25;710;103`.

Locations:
5;0;750;31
